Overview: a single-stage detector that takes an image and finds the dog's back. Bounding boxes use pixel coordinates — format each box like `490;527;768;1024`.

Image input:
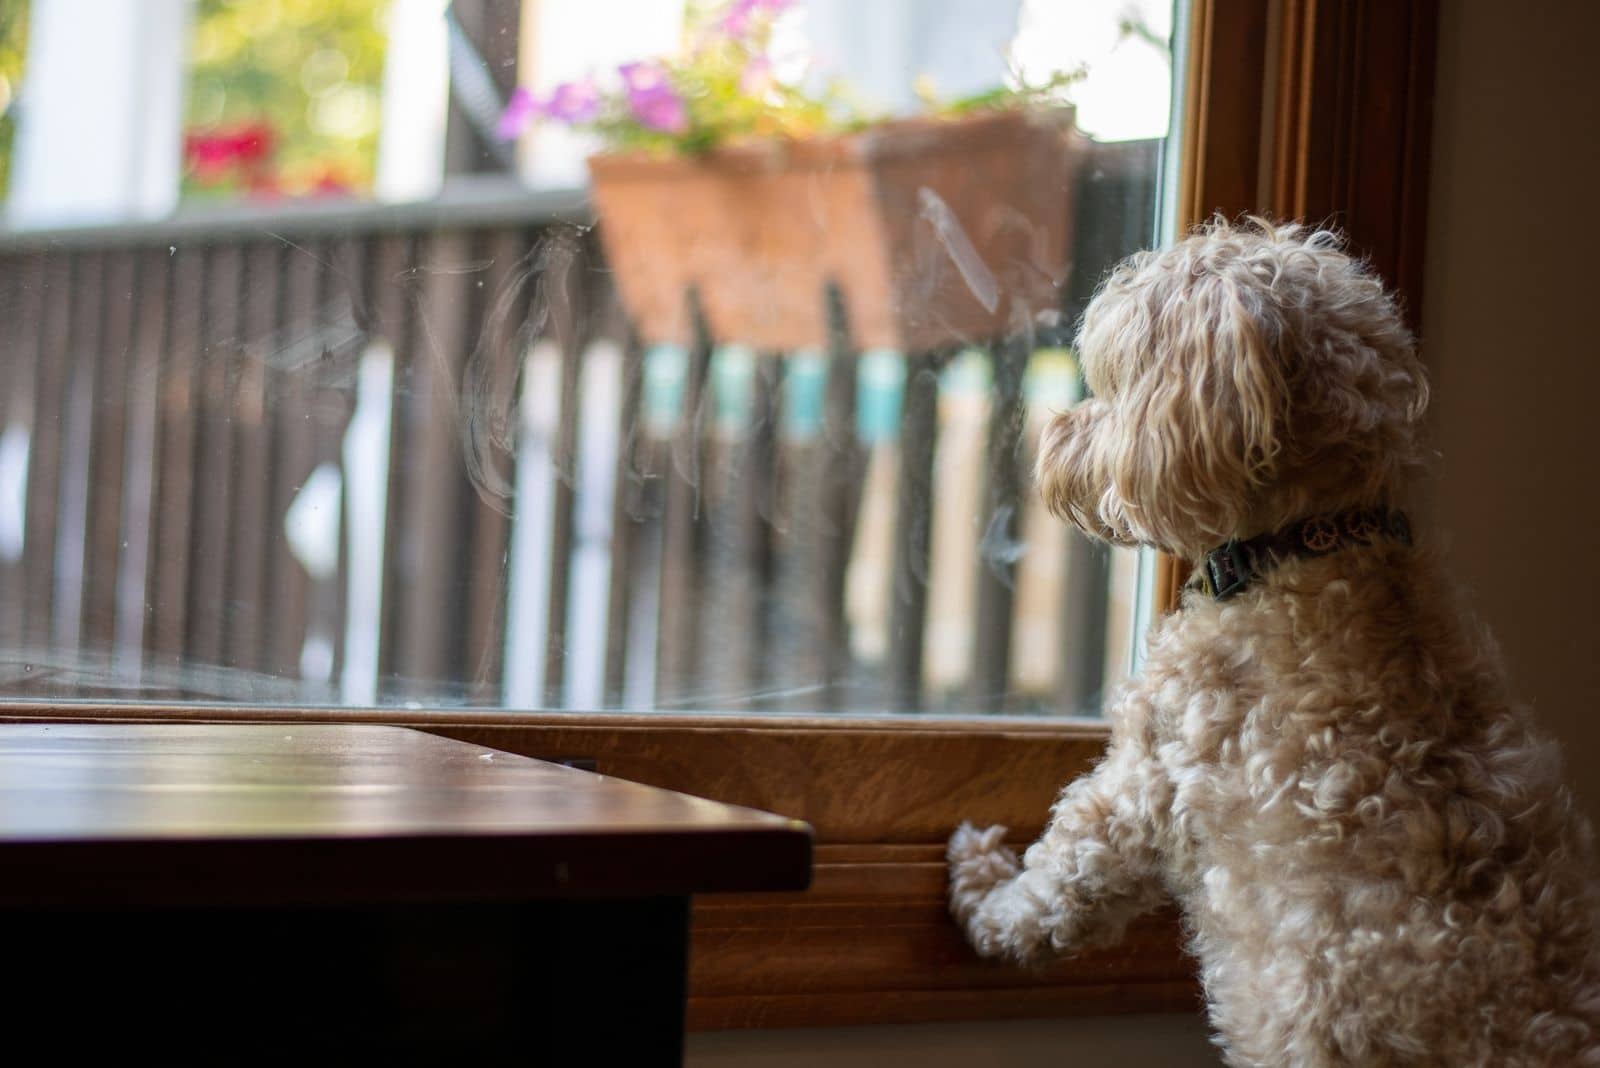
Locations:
1151;543;1600;1066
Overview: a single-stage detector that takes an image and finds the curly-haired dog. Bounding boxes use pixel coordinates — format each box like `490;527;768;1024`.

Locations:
948;220;1600;1066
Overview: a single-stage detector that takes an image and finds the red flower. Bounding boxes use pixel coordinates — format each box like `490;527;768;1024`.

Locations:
183;120;277;186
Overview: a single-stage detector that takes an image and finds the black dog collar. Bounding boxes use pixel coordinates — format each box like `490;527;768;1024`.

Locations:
1192;508;1413;601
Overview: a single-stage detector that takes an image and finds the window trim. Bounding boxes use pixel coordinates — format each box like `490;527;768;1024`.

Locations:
0;0;1440;1032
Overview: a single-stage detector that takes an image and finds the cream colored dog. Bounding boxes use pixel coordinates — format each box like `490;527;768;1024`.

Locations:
948;219;1600;1066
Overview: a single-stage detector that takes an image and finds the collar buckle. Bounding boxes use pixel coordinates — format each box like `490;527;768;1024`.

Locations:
1205;540;1253;600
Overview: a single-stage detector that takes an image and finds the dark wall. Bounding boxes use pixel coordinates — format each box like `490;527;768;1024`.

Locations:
1422;1;1600;818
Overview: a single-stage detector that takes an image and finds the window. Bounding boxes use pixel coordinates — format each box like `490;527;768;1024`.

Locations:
0;0;1174;715
0;0;1438;1032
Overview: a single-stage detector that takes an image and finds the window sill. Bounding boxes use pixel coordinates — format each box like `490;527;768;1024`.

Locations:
0;702;1196;1029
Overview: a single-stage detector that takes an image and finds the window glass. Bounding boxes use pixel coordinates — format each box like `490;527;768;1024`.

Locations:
0;0;1178;715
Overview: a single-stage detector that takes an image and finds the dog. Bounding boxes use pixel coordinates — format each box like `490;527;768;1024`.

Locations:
947;219;1600;1066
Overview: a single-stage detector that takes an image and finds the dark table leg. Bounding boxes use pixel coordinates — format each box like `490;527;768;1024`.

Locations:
3;896;690;1064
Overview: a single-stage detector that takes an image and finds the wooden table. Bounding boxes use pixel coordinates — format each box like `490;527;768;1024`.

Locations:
0;723;811;1062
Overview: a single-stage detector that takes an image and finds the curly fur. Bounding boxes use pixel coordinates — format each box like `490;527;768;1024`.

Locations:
949;219;1600;1066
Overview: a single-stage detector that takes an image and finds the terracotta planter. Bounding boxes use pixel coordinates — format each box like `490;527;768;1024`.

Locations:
587;109;1084;352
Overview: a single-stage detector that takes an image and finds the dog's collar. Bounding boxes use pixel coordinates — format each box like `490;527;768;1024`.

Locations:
1189;508;1413;601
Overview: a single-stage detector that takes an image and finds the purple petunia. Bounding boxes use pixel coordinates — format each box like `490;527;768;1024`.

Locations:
618;61;688;134
497;77;603;140
544;78;601;123
496;86;539;141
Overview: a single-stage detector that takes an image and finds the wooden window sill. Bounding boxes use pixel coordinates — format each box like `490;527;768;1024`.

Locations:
0;702;1196;1030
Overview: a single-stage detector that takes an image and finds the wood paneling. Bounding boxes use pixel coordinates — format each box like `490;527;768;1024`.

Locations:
1178;0;1272;229
1180;0;1439;321
688;844;1196;1030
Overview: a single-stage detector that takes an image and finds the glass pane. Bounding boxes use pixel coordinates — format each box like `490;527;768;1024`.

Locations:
0;0;1180;715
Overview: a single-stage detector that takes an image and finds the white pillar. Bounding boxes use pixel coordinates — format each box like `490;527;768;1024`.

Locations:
375;0;451;203
7;0;189;227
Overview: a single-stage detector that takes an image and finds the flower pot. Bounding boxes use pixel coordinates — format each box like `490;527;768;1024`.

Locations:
586;109;1085;352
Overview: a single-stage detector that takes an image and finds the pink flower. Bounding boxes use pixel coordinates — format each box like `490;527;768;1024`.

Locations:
619;61;688;134
720;0;791;37
496;86;540;141
545;78;601;123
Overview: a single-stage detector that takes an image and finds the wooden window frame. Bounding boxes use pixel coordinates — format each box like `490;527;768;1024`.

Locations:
0;0;1439;1032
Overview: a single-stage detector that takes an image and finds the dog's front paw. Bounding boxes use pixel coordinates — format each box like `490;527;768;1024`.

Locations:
947;822;1021;924
948;821;1014;868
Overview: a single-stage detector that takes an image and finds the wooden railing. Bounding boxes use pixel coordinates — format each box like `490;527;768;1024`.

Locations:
0;142;1158;714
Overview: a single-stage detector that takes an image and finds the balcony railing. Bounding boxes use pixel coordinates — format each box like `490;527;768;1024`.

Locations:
0;140;1158;714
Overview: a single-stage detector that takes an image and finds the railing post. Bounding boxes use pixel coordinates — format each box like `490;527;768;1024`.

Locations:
971;318;1030;709
186;244;242;669
654;287;713;707
815;283;864;709
21;253;73;654
1054;138;1161;713
602;323;646;708
886;349;941;711
459;227;531;703
539;228;589;708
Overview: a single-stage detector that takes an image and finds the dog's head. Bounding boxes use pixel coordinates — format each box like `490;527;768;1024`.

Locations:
1036;218;1428;558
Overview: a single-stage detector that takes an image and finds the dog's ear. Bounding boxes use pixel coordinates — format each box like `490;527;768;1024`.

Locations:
1171;278;1290;506
1077;258;1291;554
